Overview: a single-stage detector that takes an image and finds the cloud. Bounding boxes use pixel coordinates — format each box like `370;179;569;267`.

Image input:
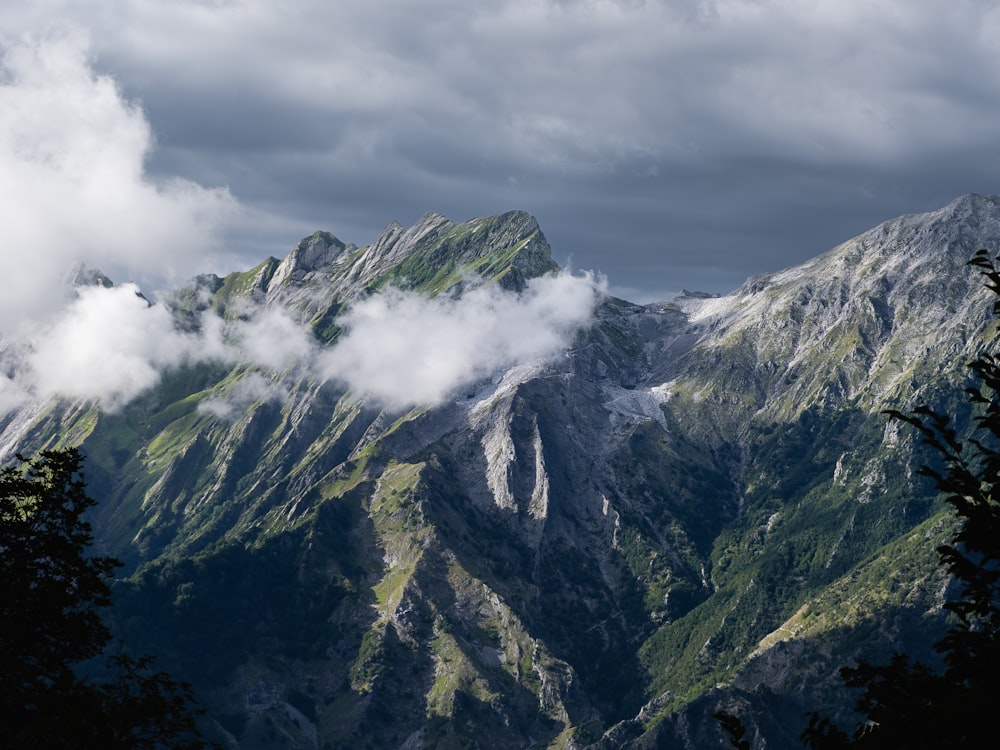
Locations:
225;307;317;372
1;266;603;416
26;0;993;298
197;372;287;421
318;271;604;409
7;1;1000;313
79;1;1000;173
6;283;322;411
22;285;201;410
0;30;238;334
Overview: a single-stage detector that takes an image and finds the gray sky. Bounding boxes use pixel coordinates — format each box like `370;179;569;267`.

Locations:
3;0;1000;306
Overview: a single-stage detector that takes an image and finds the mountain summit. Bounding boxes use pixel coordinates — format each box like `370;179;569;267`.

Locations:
2;197;999;748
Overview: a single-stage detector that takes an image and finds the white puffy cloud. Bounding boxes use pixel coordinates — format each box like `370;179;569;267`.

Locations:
319;271;603;409
7;284;321;412
1;270;602;415
24;285;201;410
0;30;238;334
226;307;317;372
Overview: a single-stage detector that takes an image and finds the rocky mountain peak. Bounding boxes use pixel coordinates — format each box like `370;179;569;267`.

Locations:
268;231;353;289
488;210;557;288
360;212;456;274
61;263;154;308
326;209;557;298
660;193;1000;428
64;262;114;291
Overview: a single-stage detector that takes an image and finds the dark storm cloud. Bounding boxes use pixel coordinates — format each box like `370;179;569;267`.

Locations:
4;0;1000;303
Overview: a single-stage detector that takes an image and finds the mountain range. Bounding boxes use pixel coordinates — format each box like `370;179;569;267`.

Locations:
3;194;999;748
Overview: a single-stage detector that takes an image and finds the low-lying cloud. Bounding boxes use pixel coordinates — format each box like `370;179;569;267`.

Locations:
26;285;196;410
0;271;603;416
319;272;603;409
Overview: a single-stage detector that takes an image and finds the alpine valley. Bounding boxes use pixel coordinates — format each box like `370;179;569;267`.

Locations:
3;194;1000;749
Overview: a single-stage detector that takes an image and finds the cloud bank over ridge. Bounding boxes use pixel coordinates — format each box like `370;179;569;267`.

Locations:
319;271;603;409
1;271;602;415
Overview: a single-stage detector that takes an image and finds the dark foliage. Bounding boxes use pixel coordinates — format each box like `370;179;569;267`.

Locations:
714;710;752;750
0;448;217;749
801;249;1000;748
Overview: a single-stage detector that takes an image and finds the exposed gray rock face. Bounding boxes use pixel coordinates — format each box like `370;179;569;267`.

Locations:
64;262;115;290
367;212;455;269
2;197;999;748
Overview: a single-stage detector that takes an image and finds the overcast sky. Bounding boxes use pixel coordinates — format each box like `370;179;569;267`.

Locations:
3;0;1000;305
